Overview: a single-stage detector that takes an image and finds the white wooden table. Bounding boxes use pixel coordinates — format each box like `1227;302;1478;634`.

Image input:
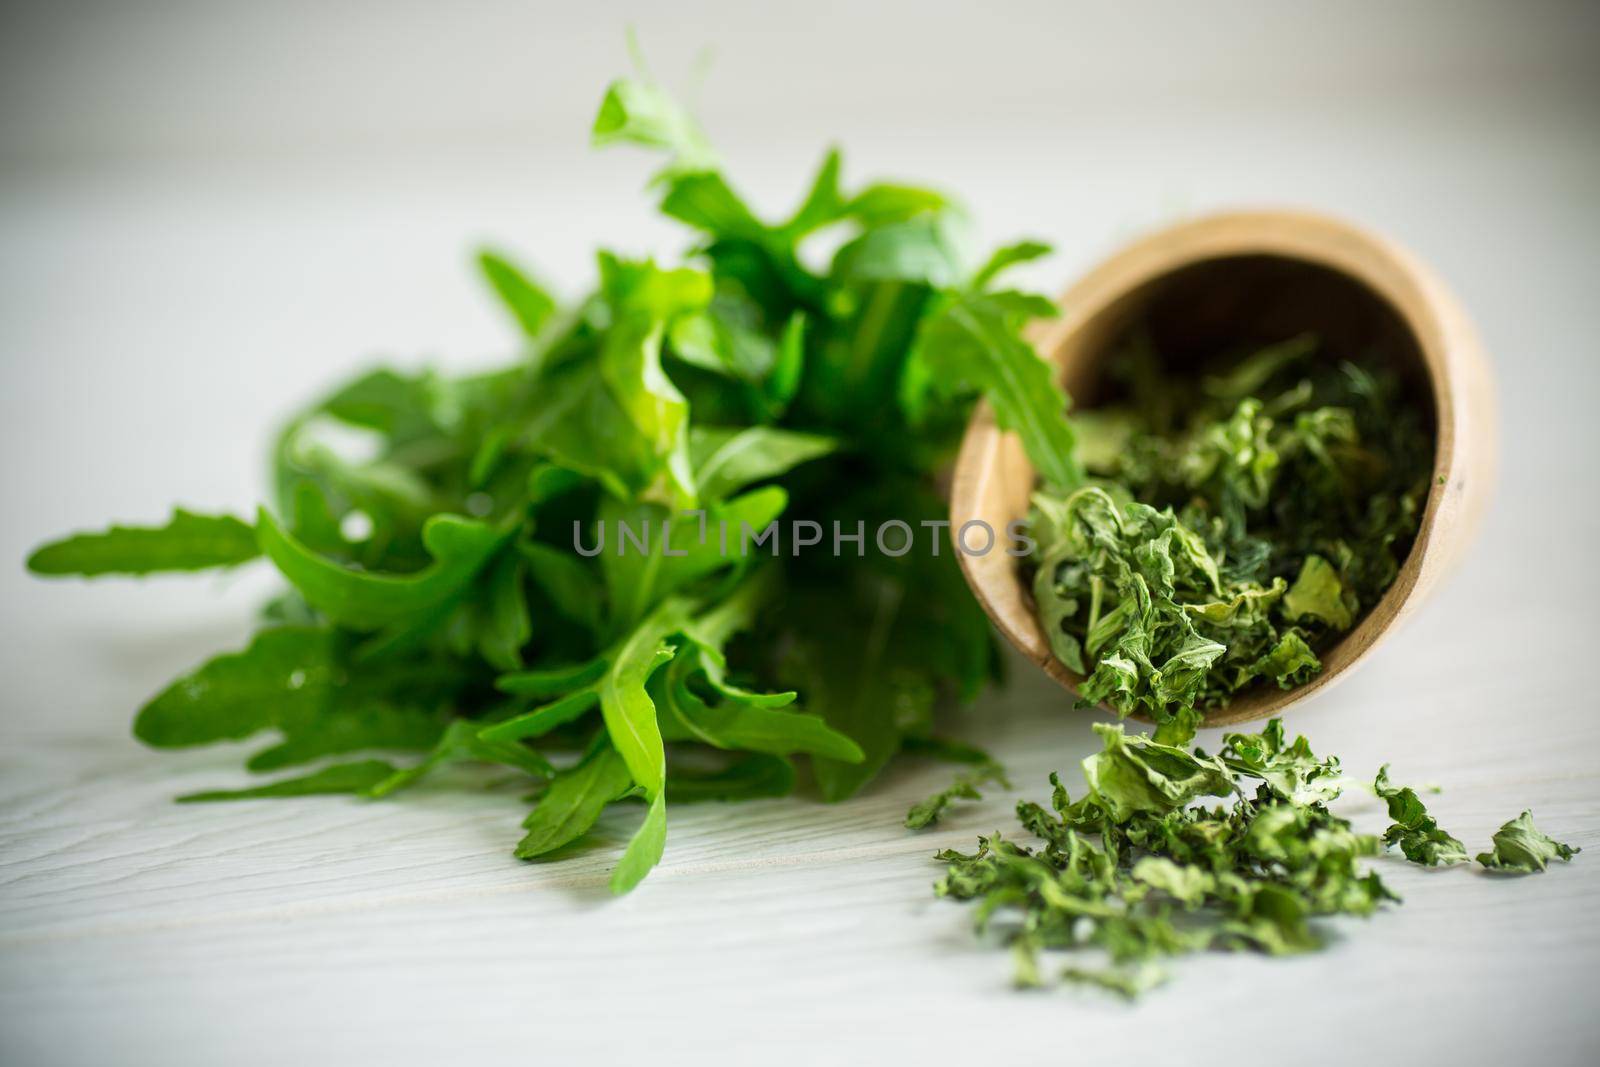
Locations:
3;4;1597;1064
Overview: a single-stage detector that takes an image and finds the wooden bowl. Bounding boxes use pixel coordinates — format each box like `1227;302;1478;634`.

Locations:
950;209;1495;725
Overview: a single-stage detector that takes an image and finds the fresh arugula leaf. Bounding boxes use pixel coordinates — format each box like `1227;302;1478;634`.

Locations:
471;550;532;671
480;688;602;744
610;792;668;894
831;213;971;288
495;657;608;700
177;759;398;803
597;486;787;632
365;719;552;799
688;426;836;503
659;573;863;762
516;745;635;859
519;541;604;637
916;288;1081;492
257;509;513;631
592;77;715;169
478;249;557;338
596;601;684;799
667;753;796;802
27;509;260;577
135;627;450;774
970;239;1051;290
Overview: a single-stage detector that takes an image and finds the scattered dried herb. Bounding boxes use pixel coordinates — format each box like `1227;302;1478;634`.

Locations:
1477;811;1580;873
926;720;1578;996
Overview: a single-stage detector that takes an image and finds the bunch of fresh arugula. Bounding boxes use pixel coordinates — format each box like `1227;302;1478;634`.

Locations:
922;719;1579;996
26;73;1076;893
1028;335;1433;728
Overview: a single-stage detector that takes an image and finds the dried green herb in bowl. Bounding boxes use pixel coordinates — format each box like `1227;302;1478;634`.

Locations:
1028;333;1433;733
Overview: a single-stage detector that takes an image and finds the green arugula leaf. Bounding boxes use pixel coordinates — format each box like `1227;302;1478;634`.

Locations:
471;550;532;671
783;582;935;803
780;148;845;237
597;601;685;799
592;77;715;169
916;289;1081;492
495;657;608;700
610;791;667;894
516;745;635;859
831;212;971;288
598;486;787;632
970;239;1051;290
257;509;513;630
688;426;836;503
365;720;552;799
519;541;604;637
667;753;795;802
135;627;450;772
658;572;863;762
478;249;558;338
28;509;260;577
480;688;603;744
177;759;398;803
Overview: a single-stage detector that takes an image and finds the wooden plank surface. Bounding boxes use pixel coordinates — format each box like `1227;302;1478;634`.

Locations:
2;4;1598;1064
4;615;1597;1065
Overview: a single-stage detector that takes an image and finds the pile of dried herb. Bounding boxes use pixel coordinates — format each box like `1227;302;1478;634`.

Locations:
25;71;1075;893
1028;334;1434;729
917;719;1578;996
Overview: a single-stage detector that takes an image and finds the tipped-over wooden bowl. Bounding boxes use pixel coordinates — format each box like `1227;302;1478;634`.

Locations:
950;209;1495;725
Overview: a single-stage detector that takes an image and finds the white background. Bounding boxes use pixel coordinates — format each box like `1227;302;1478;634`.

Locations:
2;2;1597;1064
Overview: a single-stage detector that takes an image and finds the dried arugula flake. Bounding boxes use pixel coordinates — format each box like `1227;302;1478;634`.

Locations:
1477;811;1580;873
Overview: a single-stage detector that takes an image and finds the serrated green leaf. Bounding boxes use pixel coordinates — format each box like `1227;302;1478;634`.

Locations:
478;249;557;338
917;290;1081;492
257;508;512;630
689;426;836;503
28;509;259;577
516;746;634;859
177;759;397;803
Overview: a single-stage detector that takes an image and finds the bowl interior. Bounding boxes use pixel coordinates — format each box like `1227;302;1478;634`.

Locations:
1057;254;1434;418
